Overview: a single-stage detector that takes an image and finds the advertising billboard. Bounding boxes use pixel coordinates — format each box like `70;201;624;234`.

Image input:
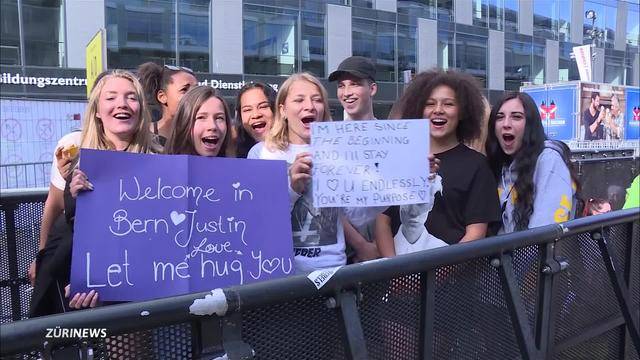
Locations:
522;85;576;141
625;86;639;140
579;83;626;141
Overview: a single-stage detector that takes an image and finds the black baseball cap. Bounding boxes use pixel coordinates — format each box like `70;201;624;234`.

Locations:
328;56;376;82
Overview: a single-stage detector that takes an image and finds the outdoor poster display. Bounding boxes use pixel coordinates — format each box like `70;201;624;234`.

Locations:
579;83;626;141
310;119;430;208
522;86;576;141
70;150;294;301
625;86;639;140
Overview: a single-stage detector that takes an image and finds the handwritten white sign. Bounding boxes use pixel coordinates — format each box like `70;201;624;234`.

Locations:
310;120;429;208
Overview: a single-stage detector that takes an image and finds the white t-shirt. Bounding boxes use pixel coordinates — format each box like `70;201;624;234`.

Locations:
50;131;82;190
248;141;385;273
394;175;446;256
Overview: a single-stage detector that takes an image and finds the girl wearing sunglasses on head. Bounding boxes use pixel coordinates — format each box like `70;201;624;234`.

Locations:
138;62;198;146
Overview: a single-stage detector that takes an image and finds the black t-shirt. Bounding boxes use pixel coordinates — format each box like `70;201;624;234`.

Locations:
582;108;603;140
384;144;500;245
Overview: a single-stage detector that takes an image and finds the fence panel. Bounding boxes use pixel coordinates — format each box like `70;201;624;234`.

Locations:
1;191;638;360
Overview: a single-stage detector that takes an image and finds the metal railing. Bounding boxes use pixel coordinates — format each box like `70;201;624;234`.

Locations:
0;161;51;189
1;188;638;359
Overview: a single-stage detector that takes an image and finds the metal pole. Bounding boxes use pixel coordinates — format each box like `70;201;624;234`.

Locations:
590;18;595;82
16;0;26;67
175;0;180;65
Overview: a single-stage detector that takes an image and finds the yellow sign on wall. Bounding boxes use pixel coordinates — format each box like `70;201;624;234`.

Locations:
86;29;107;97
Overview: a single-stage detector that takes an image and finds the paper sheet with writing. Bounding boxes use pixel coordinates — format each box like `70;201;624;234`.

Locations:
70;150;294;301
311;120;429;208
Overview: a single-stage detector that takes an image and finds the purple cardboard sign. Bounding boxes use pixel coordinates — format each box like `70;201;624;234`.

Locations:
70;149;294;301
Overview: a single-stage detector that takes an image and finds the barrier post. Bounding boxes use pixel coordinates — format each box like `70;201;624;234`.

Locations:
2;201;23;322
497;252;539;359
419;270;436;359
594;228;640;356
625;221;640;359
535;241;562;358
335;290;368;360
192;318;224;359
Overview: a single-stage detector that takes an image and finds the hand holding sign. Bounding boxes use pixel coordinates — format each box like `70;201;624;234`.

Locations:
310;120;430;208
71;150;294;301
290;152;313;194
70;168;94;198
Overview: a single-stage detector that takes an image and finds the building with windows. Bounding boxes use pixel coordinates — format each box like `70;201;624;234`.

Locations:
1;0;639;116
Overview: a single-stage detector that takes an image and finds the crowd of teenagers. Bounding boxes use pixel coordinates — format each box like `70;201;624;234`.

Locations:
28;57;638;317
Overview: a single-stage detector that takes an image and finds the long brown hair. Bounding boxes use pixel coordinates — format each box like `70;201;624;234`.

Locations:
164;85;231;156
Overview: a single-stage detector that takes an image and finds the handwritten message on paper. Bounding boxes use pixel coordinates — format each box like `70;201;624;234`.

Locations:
70;150;294;301
311;120;429;208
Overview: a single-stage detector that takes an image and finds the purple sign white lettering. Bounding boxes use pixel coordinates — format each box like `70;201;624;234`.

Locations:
70;149;294;301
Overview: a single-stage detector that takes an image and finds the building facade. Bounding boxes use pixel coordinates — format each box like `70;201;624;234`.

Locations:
1;0;639;115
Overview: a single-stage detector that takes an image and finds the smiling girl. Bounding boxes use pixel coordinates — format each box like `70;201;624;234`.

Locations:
31;70;159;316
164;86;231;157
138;62;198;146
486;92;576;233
230;82;277;158
376;69;500;255
247;72;385;273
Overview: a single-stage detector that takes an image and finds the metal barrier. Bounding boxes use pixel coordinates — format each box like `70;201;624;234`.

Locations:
0;162;51;189
1;186;639;359
0;189;47;325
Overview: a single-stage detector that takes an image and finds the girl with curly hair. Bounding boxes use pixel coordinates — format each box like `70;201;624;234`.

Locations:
377;69;500;257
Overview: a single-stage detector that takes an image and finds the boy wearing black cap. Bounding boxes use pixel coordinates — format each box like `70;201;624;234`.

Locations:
329;56;381;262
329;56;378;121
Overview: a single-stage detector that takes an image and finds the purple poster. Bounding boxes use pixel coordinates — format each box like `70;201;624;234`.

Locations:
70;149;294;301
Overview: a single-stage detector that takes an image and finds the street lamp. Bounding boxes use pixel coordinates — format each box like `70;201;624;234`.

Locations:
585;10;596;21
585;10;603;80
585;10;603;47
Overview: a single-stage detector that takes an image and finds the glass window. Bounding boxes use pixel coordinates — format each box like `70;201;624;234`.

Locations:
438;30;454;70
352;0;374;8
627;6;639;46
472;0;488;28
301;0;327;13
0;0;20;65
438;31;456;70
22;0;65;66
353;18;396;82
504;0;517;33
106;0;176;69
178;0;209;72
558;1;571;42
243;5;298;76
456;33;487;88
398;25;417;82
533;0;558;40
602;2;617;47
488;0;504;31
301;11;325;77
397;0;437;20
326;0;348;4
604;55;624;85
532;42;545;84
437;0;454;22
625;52;638;86
505;39;532;91
559;42;579;81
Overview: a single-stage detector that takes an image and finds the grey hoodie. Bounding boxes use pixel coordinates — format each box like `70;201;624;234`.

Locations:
498;142;575;234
